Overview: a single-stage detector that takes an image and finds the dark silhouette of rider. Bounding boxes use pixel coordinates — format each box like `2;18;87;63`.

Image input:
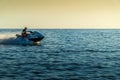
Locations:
22;27;28;37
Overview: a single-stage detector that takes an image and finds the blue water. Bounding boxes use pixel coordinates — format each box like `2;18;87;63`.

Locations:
0;29;120;80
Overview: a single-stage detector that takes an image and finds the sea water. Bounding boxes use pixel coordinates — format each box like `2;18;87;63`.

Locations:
0;29;120;80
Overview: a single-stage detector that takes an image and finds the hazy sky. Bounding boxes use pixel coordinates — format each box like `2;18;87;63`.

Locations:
0;0;120;29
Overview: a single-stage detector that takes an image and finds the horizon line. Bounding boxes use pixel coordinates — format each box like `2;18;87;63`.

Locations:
1;28;120;30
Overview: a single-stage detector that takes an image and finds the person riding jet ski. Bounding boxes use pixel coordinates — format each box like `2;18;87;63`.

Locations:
22;27;29;37
14;27;44;45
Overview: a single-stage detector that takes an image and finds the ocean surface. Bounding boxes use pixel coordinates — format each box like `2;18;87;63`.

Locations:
0;29;120;80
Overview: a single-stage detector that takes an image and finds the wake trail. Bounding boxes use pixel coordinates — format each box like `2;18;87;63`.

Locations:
0;33;19;45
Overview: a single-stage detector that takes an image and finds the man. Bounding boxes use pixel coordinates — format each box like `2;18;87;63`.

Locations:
22;27;28;37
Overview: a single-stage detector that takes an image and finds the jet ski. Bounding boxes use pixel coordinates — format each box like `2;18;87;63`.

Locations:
15;31;44;45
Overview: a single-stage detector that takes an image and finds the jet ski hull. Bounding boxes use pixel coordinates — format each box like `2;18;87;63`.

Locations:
15;31;44;45
29;36;44;42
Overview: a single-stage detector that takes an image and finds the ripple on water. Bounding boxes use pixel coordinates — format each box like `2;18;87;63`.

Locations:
0;29;120;79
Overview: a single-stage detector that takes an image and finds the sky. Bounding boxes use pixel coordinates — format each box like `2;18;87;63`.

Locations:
0;0;120;29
